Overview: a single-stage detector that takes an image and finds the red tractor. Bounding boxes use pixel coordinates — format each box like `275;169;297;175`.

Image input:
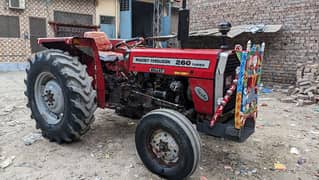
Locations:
24;4;265;179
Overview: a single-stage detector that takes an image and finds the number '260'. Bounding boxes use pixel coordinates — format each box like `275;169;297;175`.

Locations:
176;60;191;66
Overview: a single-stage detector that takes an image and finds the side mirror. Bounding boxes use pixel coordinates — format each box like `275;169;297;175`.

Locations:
177;9;190;42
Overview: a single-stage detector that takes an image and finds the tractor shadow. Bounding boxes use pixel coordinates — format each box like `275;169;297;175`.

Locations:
62;109;138;152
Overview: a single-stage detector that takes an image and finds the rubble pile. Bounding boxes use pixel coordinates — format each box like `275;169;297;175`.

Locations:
281;61;319;105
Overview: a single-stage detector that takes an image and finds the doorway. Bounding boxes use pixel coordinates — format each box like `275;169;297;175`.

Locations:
29;17;47;53
132;1;153;38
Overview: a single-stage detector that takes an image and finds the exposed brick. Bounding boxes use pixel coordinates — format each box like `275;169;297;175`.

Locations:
188;0;319;84
0;0;96;62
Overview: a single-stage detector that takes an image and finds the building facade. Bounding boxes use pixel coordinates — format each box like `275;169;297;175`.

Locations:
0;0;180;70
0;0;96;69
96;0;119;39
189;0;319;84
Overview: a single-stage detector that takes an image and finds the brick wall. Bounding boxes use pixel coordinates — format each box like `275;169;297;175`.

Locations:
0;0;96;63
188;0;319;84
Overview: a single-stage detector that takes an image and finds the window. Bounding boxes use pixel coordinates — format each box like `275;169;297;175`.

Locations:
100;16;115;25
120;0;130;11
54;11;93;25
0;15;20;38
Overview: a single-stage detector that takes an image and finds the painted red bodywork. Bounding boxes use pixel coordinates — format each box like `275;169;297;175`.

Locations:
38;37;106;108
38;37;222;115
129;48;221;114
189;78;214;114
129;48;220;79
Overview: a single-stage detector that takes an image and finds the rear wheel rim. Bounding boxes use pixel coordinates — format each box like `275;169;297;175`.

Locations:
34;72;64;125
149;129;180;165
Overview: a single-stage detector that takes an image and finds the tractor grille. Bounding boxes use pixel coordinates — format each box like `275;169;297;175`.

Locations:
223;54;240;113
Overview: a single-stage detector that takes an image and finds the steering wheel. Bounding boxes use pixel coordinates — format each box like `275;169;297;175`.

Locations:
115;37;144;51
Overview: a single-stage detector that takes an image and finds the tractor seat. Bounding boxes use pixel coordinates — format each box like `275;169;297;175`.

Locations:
98;51;124;62
84;31;123;62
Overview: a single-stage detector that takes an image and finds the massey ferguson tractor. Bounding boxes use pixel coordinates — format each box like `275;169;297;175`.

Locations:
24;2;265;179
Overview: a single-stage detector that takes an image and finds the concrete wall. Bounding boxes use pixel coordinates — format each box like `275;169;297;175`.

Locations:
188;0;319;84
96;0;119;37
0;0;96;69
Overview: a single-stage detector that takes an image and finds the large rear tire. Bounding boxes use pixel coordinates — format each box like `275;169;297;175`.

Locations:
25;49;97;143
135;109;201;180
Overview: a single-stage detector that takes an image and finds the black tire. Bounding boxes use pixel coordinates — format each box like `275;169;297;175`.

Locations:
25;49;97;143
135;109;201;180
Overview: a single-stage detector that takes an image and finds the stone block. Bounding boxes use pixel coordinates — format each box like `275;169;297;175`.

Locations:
280;97;295;103
296;99;304;106
307;91;315;101
304;68;311;73
297;94;309;100
291;88;300;95
304;86;316;94
304;100;315;105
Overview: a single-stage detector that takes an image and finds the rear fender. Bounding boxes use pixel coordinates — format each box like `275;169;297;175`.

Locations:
38;37;106;108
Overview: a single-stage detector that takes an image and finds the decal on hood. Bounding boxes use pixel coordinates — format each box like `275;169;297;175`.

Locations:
133;57;210;69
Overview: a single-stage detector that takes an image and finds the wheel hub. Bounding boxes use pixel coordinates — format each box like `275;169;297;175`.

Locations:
43;80;64;114
34;72;64;125
150;130;179;164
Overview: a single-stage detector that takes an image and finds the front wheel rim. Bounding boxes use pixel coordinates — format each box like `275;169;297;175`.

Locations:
34;72;64;125
149;129;180;165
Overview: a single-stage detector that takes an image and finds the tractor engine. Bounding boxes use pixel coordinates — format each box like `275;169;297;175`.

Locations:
104;69;193;118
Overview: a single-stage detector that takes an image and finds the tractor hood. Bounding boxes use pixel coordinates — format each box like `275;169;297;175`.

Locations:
129;48;222;79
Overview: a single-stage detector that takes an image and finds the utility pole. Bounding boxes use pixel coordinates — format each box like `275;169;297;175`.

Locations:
153;0;163;47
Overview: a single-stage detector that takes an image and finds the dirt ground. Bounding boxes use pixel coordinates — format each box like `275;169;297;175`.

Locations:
0;71;319;180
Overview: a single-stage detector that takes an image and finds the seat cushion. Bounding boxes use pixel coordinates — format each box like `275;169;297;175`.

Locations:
98;51;124;62
84;31;112;51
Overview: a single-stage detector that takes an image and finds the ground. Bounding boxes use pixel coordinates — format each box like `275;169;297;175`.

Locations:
0;71;319;180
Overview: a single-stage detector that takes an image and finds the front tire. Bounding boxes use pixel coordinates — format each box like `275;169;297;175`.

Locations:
25;49;97;143
135;109;201;179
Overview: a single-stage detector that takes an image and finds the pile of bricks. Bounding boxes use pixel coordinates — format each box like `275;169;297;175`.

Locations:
281;61;319;105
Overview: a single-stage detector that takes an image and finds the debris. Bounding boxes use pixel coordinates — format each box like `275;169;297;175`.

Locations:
240;169;248;175
234;170;240;175
290;147;300;155
3;106;14;113
105;152;111;159
283;61;319;105
23;132;43;145
274;163;286;171
7;121;17;127
224;165;232;171
297;157;307;165
259;97;275;101
261;103;268;107
127;121;136;126
261;88;272;94
251;168;257;174
296;99;304;106
200;176;208;180
95;176;102;180
256;125;264;129
0;156;15;169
